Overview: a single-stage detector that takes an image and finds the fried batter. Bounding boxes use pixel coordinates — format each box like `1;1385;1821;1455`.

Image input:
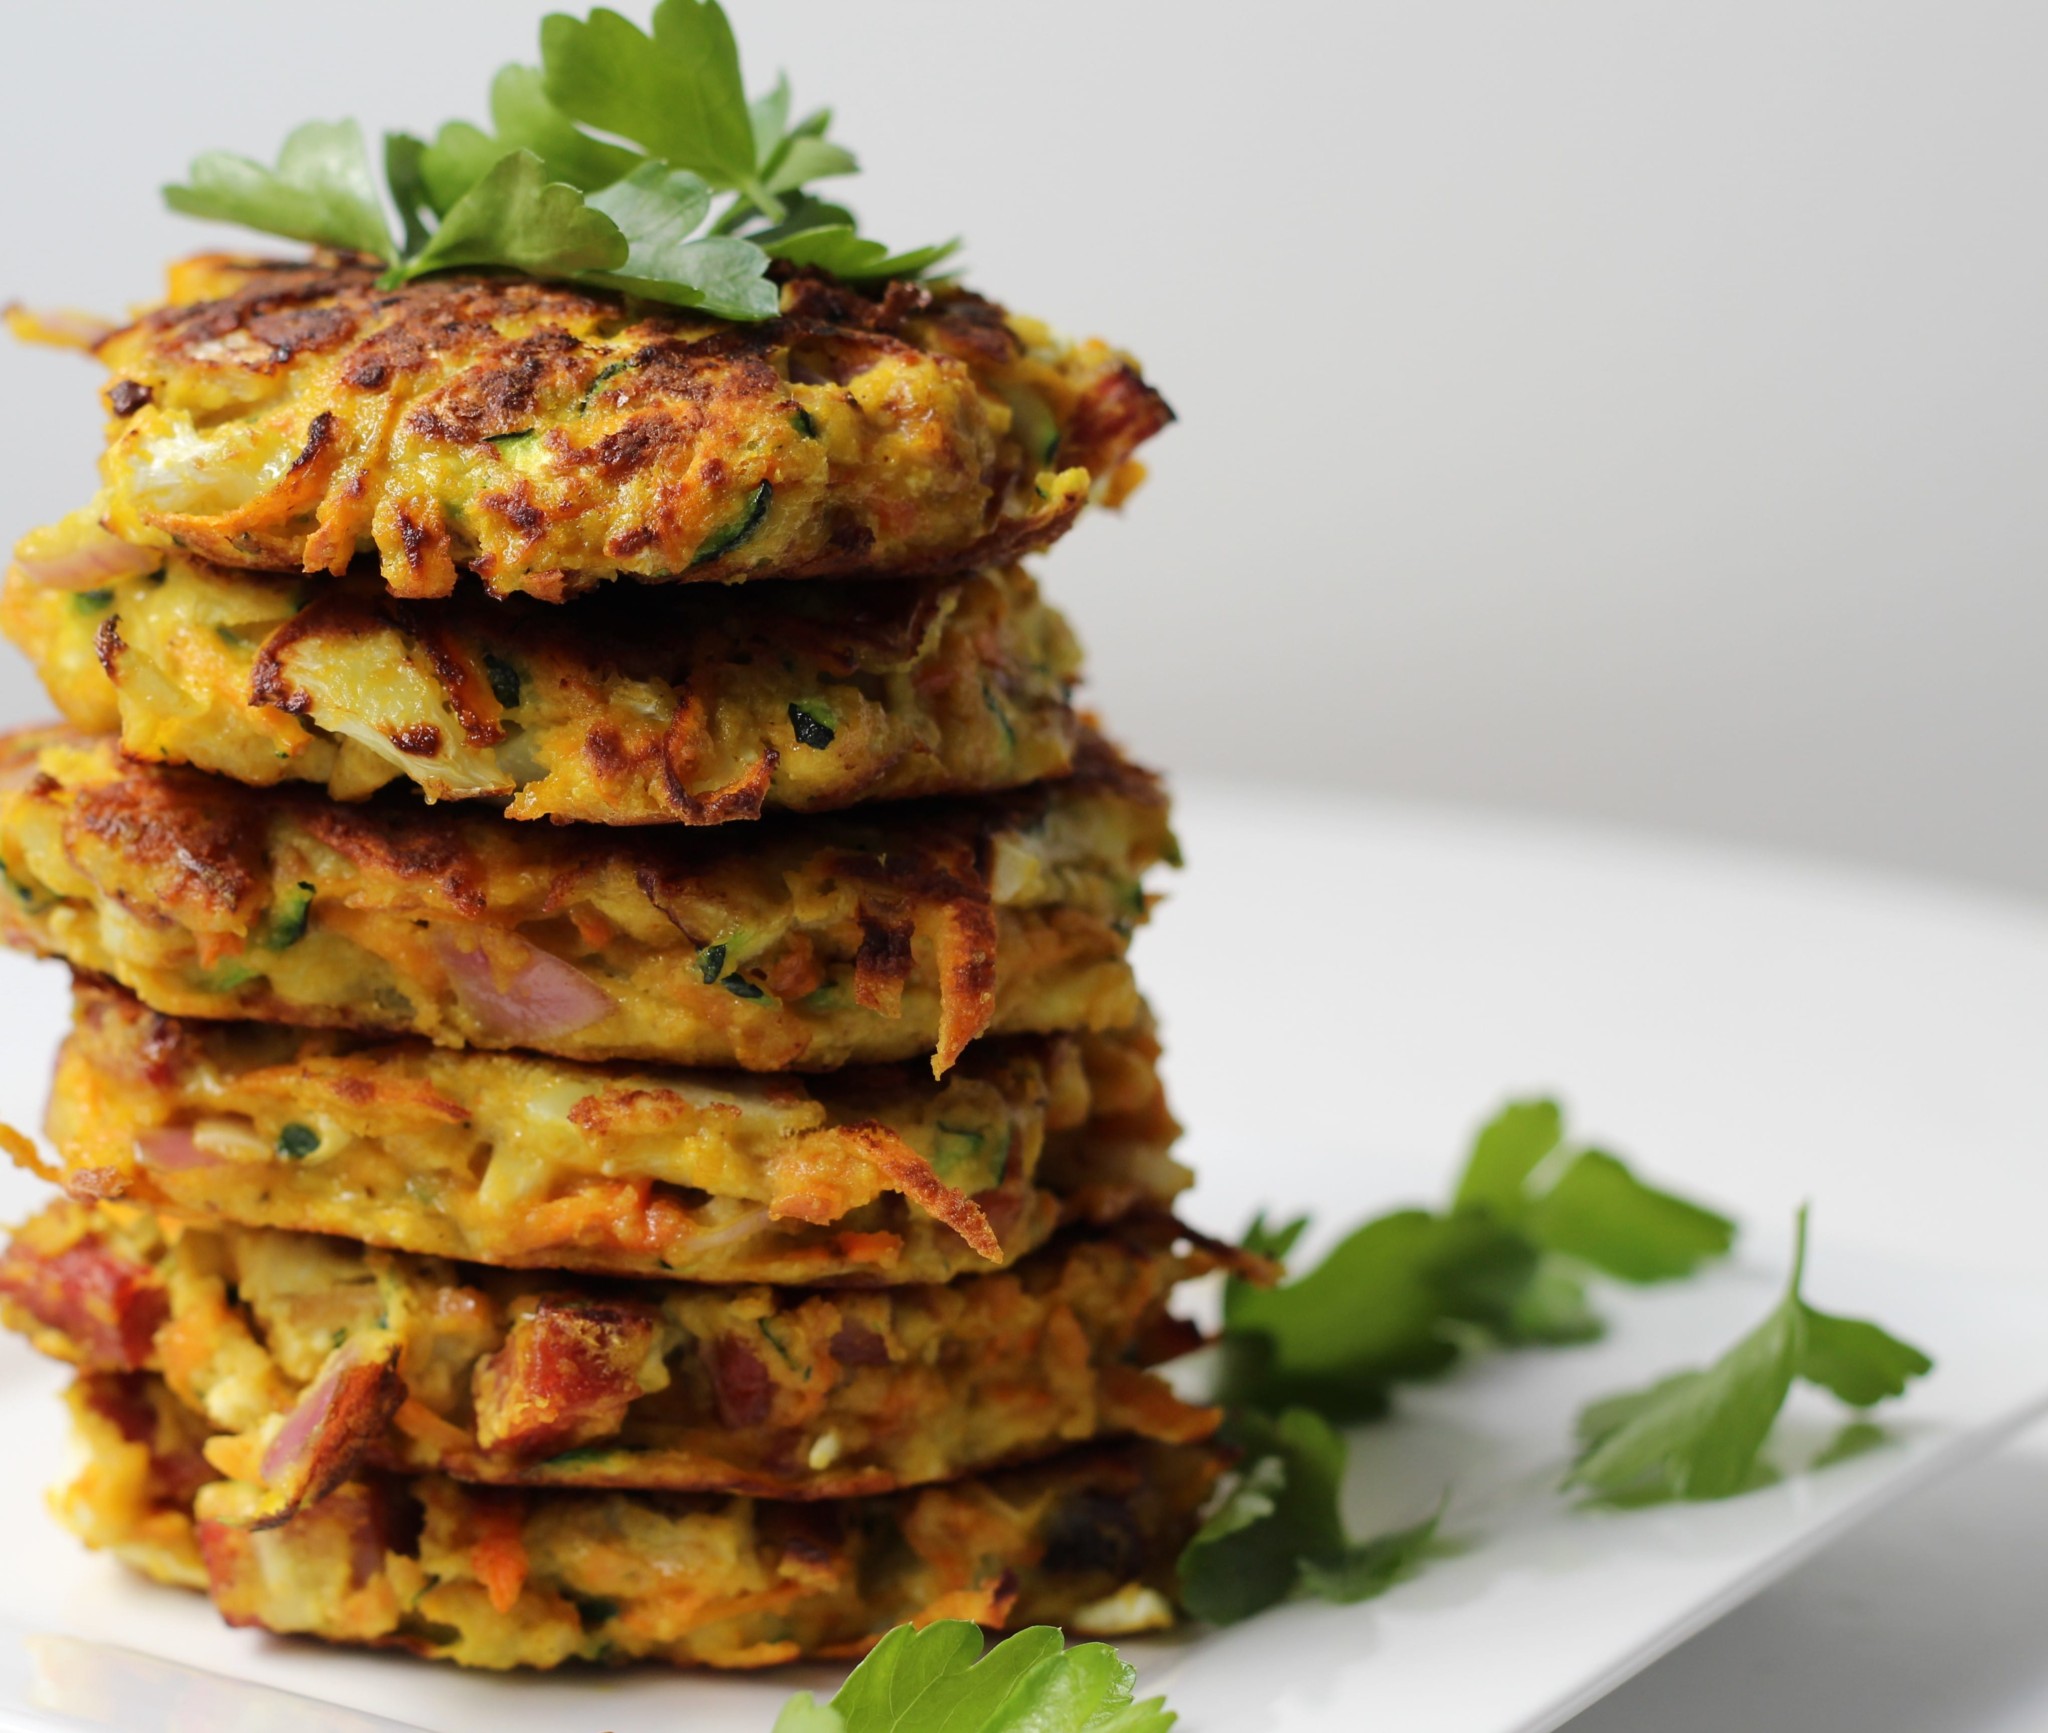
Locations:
0;726;1169;1073
91;258;1171;601
21;981;1188;1284
4;1202;1217;1503
6;546;1081;823
59;1371;1214;1668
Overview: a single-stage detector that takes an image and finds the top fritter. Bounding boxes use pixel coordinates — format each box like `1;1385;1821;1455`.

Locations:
84;257;1170;602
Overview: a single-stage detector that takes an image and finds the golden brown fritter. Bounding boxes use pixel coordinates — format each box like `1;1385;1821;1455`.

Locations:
59;1370;1216;1668
0;726;1170;1074
52;1373;216;1590
17;980;1187;1284
5;543;1081;822
3;1201;1218;1504
90;257;1171;601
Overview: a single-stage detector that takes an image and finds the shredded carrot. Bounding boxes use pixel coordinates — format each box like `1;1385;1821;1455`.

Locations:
392;1397;472;1455
468;1500;529;1614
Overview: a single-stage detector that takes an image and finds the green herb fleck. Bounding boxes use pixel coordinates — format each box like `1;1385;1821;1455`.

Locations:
542;1445;617;1468
570;1594;621;1633
788;700;836;750
690;480;772;566
789;405;817;438
980;680;1017;753
696;943;727;984
577;357;639;411
721;975;765;1000
1;864;49;911
262;881;316;950
757;1318;803;1374
71;589;114;614
482;653;523;711
484;428;536;449
999;384;1060;467
276;1123;321;1159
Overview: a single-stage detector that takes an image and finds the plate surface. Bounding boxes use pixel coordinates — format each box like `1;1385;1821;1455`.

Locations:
2;782;2046;1733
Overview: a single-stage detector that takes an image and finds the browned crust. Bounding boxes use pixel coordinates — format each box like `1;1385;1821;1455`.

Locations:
68;762;263;923
248;1340;406;1529
98;259;1170;598
1;723;1163;1073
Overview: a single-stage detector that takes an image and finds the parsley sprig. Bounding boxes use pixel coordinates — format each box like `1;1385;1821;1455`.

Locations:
163;0;956;321
1568;1206;1933;1504
1178;1408;1442;1628
1219;1099;1738;1418
773;1621;1175;1733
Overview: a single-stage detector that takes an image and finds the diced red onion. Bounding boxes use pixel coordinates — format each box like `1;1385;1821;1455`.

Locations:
262;1353;350;1482
15;526;160;592
135;1128;224;1172
436;935;617;1041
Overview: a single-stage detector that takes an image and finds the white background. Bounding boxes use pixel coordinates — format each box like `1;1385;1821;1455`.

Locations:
1;0;2043;898
1;3;2045;1727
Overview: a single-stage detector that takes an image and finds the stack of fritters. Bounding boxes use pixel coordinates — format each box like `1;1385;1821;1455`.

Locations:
0;257;1222;1669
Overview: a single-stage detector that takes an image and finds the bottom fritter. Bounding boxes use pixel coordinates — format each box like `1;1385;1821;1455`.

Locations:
60;1373;1219;1670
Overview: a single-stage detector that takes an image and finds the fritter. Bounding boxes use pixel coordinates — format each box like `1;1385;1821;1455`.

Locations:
18;981;1187;1284
0;726;1169;1073
53;1372;214;1591
88;257;1171;602
6;545;1082;823
3;1202;1218;1504
59;1372;1216;1667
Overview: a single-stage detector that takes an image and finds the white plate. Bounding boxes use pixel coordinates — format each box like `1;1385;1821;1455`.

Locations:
2;784;2046;1733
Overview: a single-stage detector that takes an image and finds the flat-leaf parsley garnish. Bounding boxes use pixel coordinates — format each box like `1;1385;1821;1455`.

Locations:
1566;1205;1932;1505
163;0;957;321
1219;1099;1737;1418
1178;1408;1443;1627
772;1620;1177;1733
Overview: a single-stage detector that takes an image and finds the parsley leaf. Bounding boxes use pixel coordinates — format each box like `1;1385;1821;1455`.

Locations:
417;122;509;219
541;0;774;215
404;68;641;223
1506;1255;1606;1345
1179;1409;1441;1626
1220;1099;1733;1416
1799;1302;1935;1406
1452;1097;1563;1220
165;3;957;311
489;64;640;191
773;1621;1175;1733
1220;1209;1534;1417
382;132;434;254
751;77;861;198
1567;1207;1933;1504
389;151;628;285
1453;1098;1737;1284
165;120;394;261
766;225;962;283
582;162;778;318
1526;1149;1738;1283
